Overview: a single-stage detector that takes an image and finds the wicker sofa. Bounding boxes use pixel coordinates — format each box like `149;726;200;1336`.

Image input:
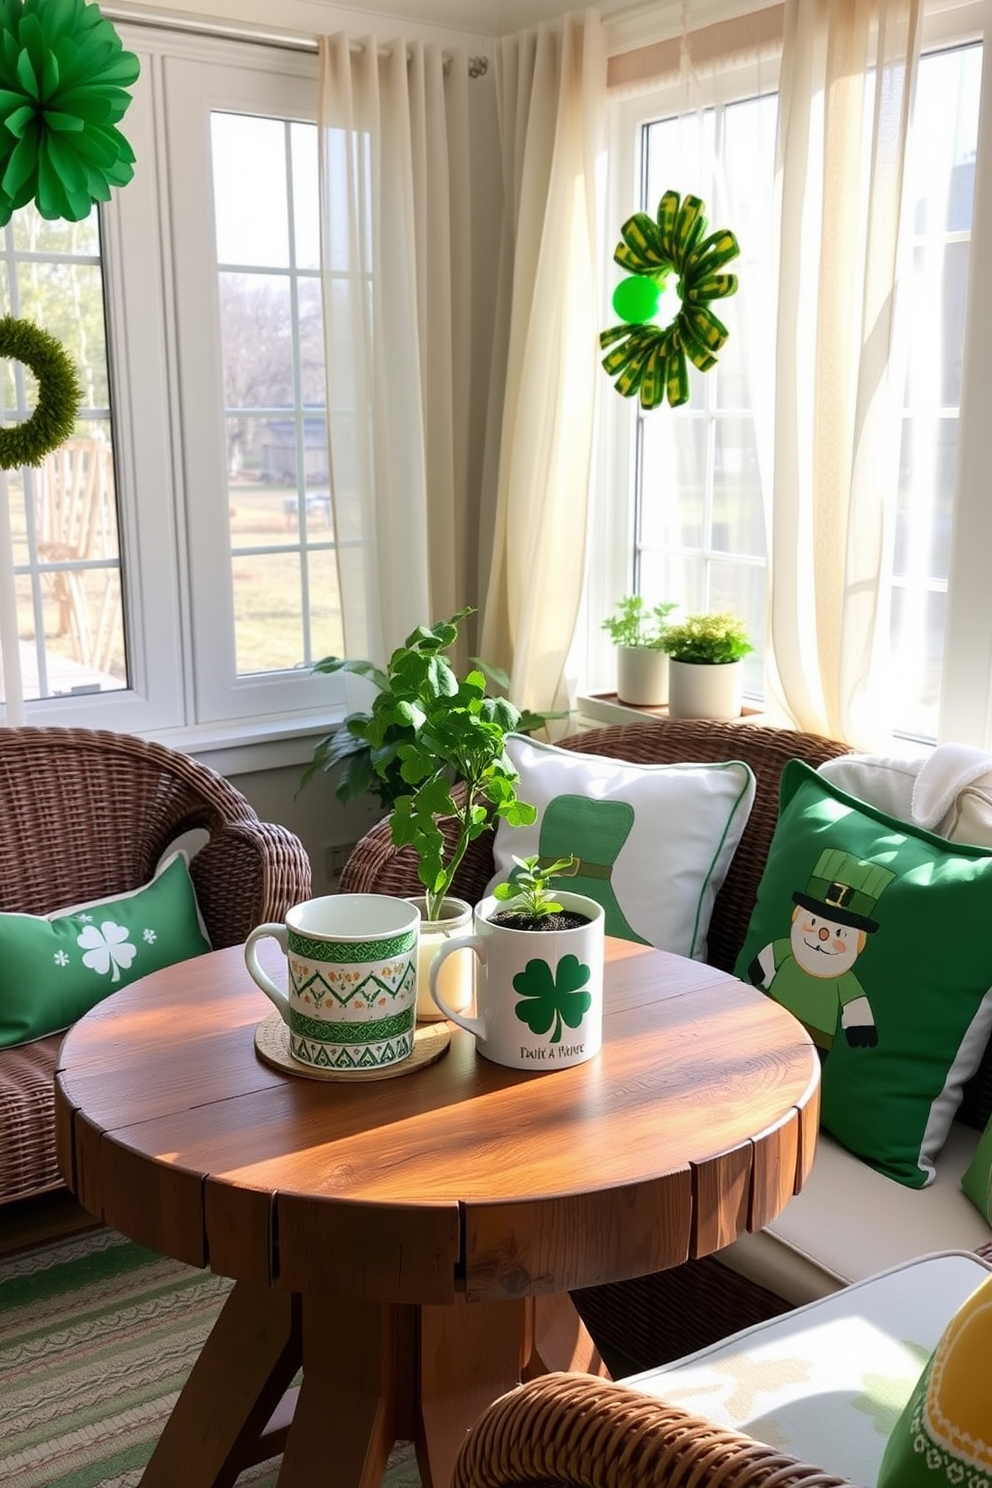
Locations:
340;717;992;1371
0;725;312;1211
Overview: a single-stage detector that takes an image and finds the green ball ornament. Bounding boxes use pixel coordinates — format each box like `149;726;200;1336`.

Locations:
612;274;663;325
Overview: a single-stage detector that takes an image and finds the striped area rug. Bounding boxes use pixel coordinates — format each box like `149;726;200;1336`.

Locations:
0;1224;421;1488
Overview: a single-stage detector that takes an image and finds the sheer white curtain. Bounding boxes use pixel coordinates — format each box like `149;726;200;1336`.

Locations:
479;9;607;718
766;0;922;745
318;34;473;668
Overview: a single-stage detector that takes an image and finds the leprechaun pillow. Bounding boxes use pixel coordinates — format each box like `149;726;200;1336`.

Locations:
735;761;992;1188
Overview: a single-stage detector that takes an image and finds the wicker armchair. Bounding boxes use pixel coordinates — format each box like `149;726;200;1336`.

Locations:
451;1372;854;1488
0;725;312;1207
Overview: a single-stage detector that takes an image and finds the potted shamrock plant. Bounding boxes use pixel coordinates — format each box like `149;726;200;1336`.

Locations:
488;853;586;929
602;595;677;706
659;610;753;720
303;609;538;1020
428;854;606;1071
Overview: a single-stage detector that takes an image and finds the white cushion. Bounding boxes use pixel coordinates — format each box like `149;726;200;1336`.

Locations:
625;1250;992;1488
818;743;992;846
817;750;925;822
489;734;755;961
717;1123;991;1306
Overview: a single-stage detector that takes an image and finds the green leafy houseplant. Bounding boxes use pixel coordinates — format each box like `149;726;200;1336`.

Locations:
659;611;753;665
601;595;677;649
304;615;557;813
302;609;538;922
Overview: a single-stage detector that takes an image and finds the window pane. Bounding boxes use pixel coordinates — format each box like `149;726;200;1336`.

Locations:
635;93;774;701
212;112;289;268
220;272;294;408
212;111;340;677
0;206;126;703
713;418;763;557
292;122;320;271
891;41;981;740
638;417;704;550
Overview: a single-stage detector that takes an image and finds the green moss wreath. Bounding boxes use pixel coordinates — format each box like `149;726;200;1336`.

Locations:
0;316;82;469
600;189;740;409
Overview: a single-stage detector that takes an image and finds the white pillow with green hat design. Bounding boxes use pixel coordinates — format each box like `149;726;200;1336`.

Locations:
487;734;756;961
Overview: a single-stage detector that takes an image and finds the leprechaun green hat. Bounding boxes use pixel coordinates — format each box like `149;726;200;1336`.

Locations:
791;848;897;934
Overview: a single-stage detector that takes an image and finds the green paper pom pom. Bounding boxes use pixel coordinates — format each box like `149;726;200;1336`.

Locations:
612;274;663;325
0;0;140;225
600;190;740;410
0;316;83;469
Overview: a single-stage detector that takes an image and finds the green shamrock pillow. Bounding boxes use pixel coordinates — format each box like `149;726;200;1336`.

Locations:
735;761;992;1188
0;851;211;1048
878;1270;992;1486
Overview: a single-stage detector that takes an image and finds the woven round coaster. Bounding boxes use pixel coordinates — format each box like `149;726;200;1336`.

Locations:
254;1010;450;1083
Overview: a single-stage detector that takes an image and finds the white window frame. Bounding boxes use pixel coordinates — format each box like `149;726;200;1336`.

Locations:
584;54;770;701
18;25;344;754
588;0;992;751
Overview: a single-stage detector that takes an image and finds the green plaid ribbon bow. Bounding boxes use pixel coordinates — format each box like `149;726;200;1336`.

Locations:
600;190;740;410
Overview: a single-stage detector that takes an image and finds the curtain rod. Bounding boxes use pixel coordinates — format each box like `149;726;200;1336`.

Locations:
102;4;488;73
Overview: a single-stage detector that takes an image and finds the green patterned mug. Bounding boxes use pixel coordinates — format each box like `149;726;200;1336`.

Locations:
244;894;419;1072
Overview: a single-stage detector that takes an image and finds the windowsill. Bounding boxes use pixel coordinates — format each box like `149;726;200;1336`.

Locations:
146;711;341;777
575;691;766;728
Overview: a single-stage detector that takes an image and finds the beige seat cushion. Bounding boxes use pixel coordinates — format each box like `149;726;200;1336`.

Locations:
624;1250;992;1488
717;1124;991;1306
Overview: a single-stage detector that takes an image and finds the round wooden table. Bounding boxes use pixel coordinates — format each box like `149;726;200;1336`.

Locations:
54;936;820;1488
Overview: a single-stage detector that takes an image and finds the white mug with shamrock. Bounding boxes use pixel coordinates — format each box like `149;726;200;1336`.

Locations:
428;892;605;1070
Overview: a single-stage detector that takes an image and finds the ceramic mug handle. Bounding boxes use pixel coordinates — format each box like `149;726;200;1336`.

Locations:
430;934;485;1036
244;923;290;1022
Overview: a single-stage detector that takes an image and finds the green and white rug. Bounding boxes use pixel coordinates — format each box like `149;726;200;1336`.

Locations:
0;1224;421;1487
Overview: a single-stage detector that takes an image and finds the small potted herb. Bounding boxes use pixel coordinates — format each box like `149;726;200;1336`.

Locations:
659;611;753;720
489;854;586;930
602;595;677;706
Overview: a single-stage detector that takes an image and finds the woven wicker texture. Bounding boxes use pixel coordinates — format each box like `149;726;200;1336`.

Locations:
450;1372;854;1488
0;725;312;1207
573;1256;792;1377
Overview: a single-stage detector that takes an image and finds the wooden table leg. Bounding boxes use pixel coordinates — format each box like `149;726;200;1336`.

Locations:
417;1295;528;1488
277;1292;398;1488
139;1281;299;1488
525;1293;611;1380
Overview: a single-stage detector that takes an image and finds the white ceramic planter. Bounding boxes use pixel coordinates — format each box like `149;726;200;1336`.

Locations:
616;646;669;707
428;891;605;1069
406;895;474;1022
667;658;744;720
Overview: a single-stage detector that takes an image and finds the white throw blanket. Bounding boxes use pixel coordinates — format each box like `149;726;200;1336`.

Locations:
819;743;992;844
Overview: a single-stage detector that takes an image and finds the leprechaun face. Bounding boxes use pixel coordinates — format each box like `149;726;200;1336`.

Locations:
790;906;867;977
